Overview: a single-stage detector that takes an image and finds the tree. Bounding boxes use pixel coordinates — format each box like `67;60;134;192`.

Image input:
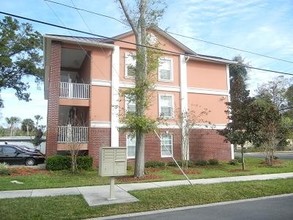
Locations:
21;118;35;136
256;76;291;111
5;116;21;136
0;16;43;107
176;106;211;168
118;0;166;177
34;115;43;128
219;70;254;170
249;99;281;166
229;55;249;86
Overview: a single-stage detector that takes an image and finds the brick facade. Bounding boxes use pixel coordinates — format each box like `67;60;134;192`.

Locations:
88;128;231;166
46;42;61;156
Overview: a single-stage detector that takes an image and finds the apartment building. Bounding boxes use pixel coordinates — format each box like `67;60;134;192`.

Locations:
44;28;234;166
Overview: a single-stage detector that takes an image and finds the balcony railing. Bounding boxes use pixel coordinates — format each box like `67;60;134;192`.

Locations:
58;125;88;143
60;82;90;99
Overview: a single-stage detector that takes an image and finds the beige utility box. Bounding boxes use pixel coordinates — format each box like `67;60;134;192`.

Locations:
99;147;127;177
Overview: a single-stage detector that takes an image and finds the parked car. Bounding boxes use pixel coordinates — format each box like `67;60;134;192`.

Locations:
0;144;45;166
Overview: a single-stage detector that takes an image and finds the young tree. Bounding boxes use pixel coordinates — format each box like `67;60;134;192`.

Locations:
118;0;166;177
176;106;212;168
5;116;21;136
249;99;281;166
0;16;43;107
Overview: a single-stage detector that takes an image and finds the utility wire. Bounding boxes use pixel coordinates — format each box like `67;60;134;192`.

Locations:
44;0;293;65
0;11;292;76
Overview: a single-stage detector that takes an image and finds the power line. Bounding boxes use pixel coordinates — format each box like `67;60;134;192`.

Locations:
0;11;292;77
167;31;293;64
44;0;127;26
44;0;293;65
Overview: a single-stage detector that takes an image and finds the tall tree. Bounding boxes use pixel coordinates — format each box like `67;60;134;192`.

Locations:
0;16;43;107
219;69;254;170
5;116;21;136
118;0;165;177
34;115;43;128
229;55;248;86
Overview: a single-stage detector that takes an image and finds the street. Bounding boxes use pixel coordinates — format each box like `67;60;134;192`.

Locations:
235;151;293;160
105;194;293;220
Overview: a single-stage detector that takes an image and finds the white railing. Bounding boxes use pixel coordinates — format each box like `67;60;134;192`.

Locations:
58;125;88;143
60;82;90;99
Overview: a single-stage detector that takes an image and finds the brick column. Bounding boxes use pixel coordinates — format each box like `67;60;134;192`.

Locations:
46;42;61;156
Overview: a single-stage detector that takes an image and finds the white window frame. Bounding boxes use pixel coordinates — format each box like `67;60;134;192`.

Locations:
159;94;174;118
125;95;136;113
160;133;173;157
158;57;173;82
125;52;136;78
126;134;136;159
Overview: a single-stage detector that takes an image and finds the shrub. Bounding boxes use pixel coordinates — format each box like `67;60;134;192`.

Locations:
228;159;239;165
167;160;183;167
77;156;93;170
194;160;209;166
145;161;165;168
234;156;242;163
46;155;71;171
208;159;219;165
46;155;93;171
0;163;10;176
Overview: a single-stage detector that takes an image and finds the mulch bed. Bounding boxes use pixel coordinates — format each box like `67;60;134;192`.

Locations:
8;167;49;176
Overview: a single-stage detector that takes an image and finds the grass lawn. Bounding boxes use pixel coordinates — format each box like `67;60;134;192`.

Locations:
0;157;293;191
0;178;292;220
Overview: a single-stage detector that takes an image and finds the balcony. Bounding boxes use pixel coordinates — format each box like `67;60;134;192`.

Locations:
58;125;88;143
60;82;90;99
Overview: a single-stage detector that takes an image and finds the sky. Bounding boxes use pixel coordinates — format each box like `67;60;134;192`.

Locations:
0;0;293;128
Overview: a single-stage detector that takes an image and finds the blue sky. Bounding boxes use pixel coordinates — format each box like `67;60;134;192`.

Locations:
0;0;293;127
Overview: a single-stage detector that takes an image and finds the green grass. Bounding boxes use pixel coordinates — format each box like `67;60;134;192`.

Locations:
0;178;292;220
0;158;292;191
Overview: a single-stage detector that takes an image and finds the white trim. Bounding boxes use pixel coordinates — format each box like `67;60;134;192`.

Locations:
158;57;173;82
158;94;174;119
157;123;227;129
226;64;231;102
124;52;136;78
180;55;189;160
111;46;120;147
160;133;173;158
126;134;136;159
90;121;111;128
188;87;229;96
155;84;180;92
125;95;136;113
91;80;111;87
119;82;135;88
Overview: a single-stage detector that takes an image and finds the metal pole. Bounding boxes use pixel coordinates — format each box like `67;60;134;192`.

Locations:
154;130;192;185
109;177;116;200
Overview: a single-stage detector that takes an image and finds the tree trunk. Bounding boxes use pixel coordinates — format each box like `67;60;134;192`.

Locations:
134;132;145;177
241;144;245;170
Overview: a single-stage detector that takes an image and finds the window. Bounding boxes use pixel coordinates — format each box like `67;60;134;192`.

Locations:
125;52;136;77
161;134;173;157
126;134;136;158
125;95;136;113
159;94;173;118
158;58;173;81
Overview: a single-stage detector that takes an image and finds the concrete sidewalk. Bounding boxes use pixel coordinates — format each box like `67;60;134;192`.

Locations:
0;172;292;206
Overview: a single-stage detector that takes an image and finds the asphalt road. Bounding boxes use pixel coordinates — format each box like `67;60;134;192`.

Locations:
235;151;293;160
108;194;293;220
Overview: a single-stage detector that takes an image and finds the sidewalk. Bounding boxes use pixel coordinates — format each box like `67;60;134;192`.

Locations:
0;172;292;206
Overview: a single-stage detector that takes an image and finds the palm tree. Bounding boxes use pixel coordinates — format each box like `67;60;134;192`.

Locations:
6;116;21;136
34;115;43;128
21;118;35;136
